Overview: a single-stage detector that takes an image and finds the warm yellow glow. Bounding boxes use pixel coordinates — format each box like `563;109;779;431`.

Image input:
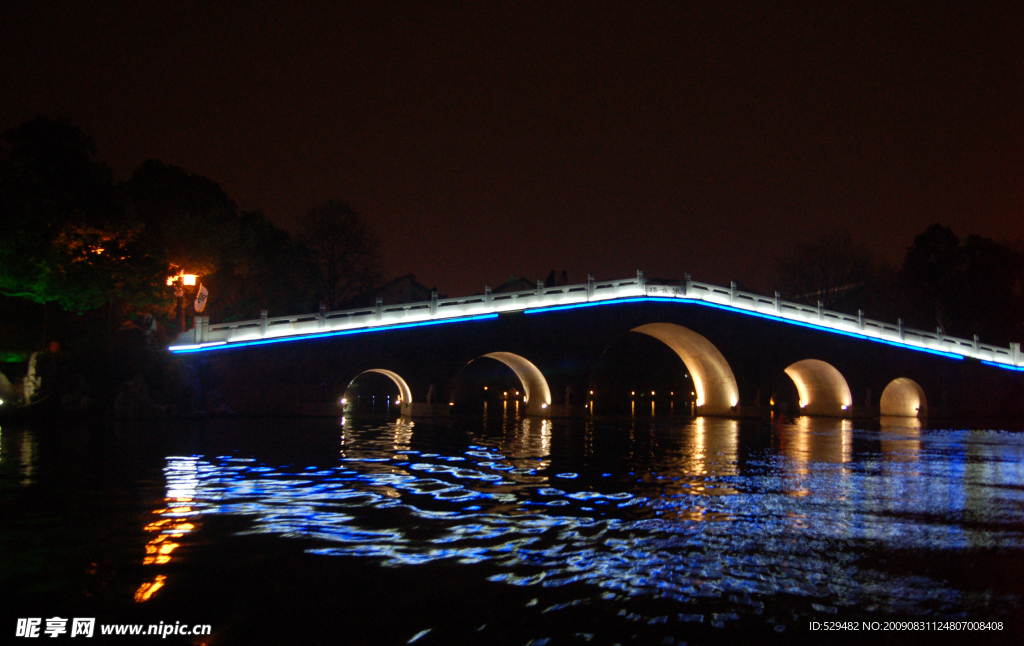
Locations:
589;390;594;395
880;378;928;417
631;322;738;416
166;276;174;286
693;376;706;406
183;274;197;286
134;575;167;603
784;360;853;416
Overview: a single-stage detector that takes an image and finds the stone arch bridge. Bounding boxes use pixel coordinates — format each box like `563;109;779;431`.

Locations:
171;273;1024;419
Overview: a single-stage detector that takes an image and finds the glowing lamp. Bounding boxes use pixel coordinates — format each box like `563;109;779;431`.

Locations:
340;398;347;405
183;274;197;286
541;403;548;409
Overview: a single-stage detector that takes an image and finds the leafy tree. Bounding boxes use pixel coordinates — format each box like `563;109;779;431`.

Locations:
900;224;1023;344
0;117;132;312
125;159;240;278
298;200;382;309
211;210;318;320
125;161;324;324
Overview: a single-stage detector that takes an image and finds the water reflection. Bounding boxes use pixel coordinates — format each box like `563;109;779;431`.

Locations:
777;417;853;465
135;456;202;602
879;417;921;462
20;428;37;486
155;417;1024;622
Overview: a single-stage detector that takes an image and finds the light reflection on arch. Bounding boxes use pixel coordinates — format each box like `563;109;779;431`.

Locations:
631;323;739;416
478;352;552;416
880;378;928;418
783;359;852;417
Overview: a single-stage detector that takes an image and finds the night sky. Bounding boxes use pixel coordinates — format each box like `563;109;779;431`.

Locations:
3;1;1022;297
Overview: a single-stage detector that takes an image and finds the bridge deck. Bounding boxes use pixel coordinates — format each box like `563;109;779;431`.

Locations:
170;272;1023;372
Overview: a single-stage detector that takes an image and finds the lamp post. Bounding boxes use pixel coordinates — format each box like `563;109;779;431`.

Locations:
168;272;198;335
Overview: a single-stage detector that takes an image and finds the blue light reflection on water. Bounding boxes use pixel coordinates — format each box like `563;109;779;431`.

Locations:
163;417;1024;622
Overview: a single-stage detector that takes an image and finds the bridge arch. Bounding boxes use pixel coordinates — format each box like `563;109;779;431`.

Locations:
783;359;852;417
450;352;552;416
478;352;552;416
630;323;739;416
345;369;413;415
880;377;927;417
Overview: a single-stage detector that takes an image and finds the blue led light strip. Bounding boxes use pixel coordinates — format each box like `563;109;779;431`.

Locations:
982;360;1024;372
169;313;499;353
525;296;968;361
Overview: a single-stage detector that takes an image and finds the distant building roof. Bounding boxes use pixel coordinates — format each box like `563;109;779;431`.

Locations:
342;273;441;308
491;275;538;294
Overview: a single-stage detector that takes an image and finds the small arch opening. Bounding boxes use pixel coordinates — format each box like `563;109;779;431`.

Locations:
782;359;852;417
880;378;927;418
343;369;412;417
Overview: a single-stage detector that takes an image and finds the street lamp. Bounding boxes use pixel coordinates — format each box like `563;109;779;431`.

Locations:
167;270;199;334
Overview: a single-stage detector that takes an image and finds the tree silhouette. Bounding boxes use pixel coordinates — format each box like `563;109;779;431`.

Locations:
298;200;382;309
0;117;132;313
774;229;878;310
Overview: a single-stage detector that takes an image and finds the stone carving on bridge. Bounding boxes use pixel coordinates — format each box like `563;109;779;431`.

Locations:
645;285;685;297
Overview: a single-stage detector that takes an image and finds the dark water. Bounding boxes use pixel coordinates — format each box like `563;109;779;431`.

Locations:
2;415;1023;644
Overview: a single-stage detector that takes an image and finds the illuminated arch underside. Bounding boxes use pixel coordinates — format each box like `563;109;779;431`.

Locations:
351;369;413;405
880;377;927;417
631;323;739;416
482;352;552;416
784;359;852;417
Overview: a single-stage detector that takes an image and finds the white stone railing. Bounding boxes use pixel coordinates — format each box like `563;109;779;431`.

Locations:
170;271;1023;369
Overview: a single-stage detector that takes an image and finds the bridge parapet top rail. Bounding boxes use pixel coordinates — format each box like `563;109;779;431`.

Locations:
174;272;1022;368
